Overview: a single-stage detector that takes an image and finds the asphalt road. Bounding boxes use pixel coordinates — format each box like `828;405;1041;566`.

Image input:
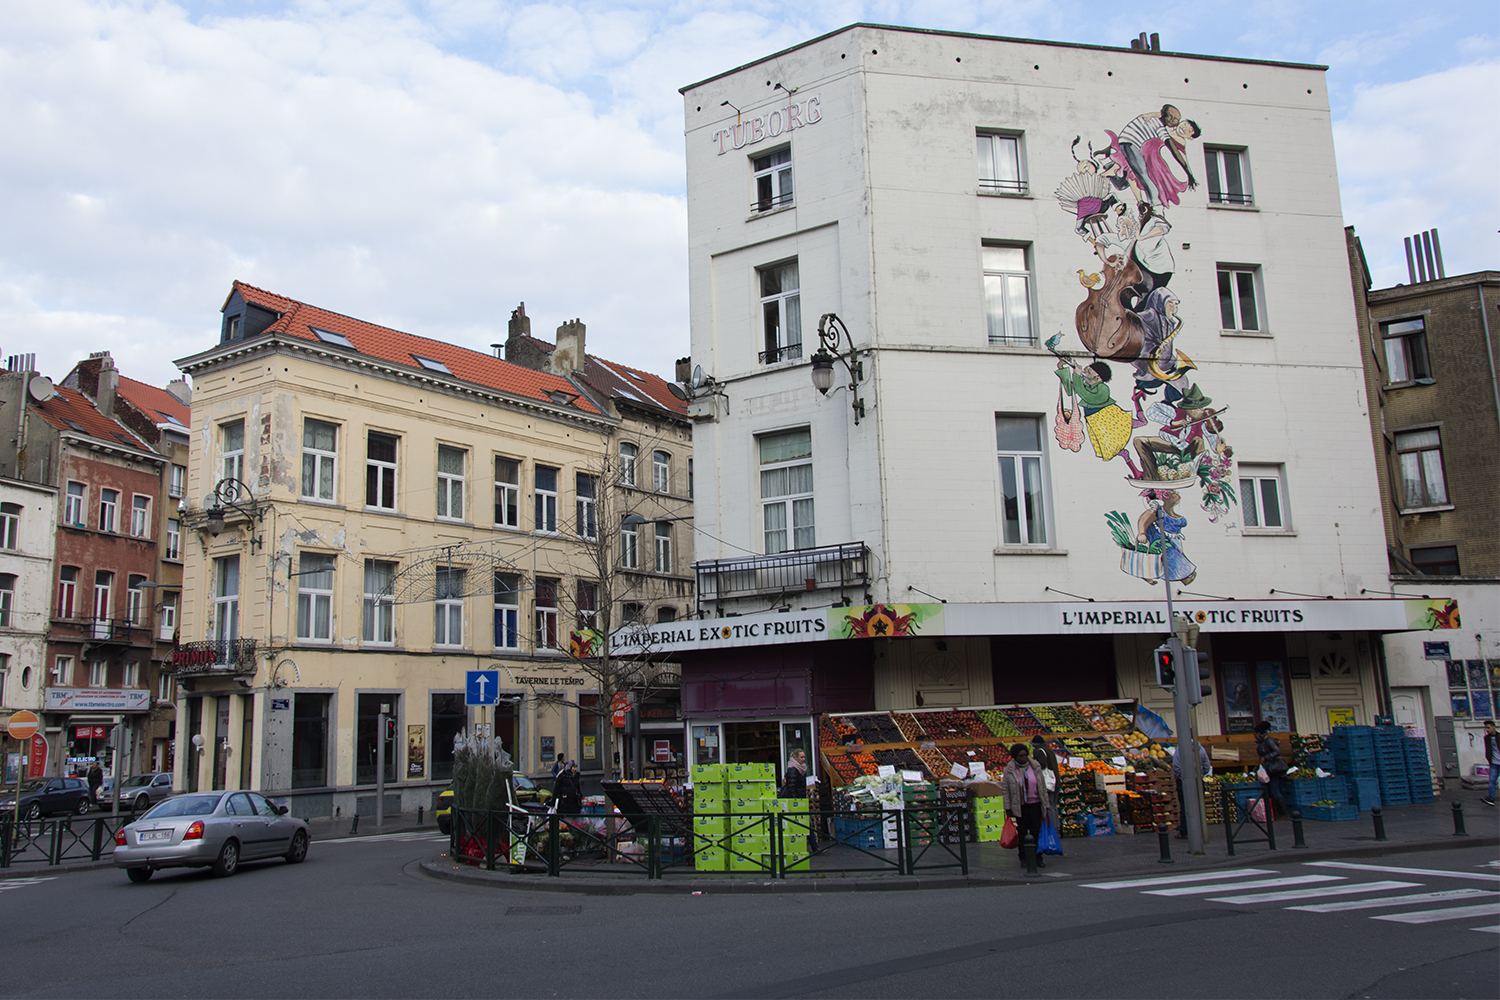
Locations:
1;837;1495;998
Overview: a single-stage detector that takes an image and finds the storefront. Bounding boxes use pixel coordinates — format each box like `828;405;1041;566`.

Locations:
42;687;152;779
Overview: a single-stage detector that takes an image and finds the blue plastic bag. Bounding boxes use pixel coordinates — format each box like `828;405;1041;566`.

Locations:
1037;819;1063;855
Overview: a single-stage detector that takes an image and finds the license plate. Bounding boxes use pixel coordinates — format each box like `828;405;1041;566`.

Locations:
140;830;171;842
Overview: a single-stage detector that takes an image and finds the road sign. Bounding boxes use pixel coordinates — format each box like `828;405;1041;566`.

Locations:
6;710;39;741
466;670;500;706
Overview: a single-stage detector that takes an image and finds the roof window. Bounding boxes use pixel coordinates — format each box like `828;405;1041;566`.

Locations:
64;419;86;432
156;411;186;427
311;327;356;349
412;355;452;374
112;433;138;447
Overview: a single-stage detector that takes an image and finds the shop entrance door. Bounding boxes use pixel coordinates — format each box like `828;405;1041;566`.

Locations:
1219;660;1293;733
692;724;720;766
782;721;811;774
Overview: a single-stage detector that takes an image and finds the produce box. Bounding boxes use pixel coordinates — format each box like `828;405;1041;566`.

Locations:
694;847;727;871
691;763;727;785
1300;803;1358;822
730;780;775;798
729;797;768;814
832;816;884;850
728;762;777;781
728;814;769;836
693;791;728;811
728;853;772;872
693;816;728;836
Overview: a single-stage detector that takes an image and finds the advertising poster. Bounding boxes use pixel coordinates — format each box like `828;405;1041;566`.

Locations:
1326;707;1356;728
406;725;426;779
582;735;596;760
1256;662;1290;732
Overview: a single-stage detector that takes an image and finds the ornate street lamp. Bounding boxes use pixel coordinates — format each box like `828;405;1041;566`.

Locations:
811;313;866;423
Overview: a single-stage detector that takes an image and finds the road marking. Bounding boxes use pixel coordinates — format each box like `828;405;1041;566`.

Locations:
1373;901;1500;924
1144;875;1345;897
0;877;57;892
1306;861;1500;882
1206;880;1421;904
1289;888;1492;913
1080;868;1276;890
316;833;448;845
1471;925;1499;934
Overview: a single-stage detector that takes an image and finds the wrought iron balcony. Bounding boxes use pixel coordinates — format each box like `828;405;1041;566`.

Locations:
171;638;259;676
694;542;869;608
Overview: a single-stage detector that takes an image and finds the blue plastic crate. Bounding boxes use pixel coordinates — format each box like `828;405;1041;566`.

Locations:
1408;785;1436;803
1301;803;1359;822
1381;791;1412;806
1349;778;1381;811
832;816;884;850
1285;776;1349;806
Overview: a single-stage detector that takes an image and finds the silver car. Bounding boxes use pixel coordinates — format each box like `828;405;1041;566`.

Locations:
113;790;309;882
112;773;177;812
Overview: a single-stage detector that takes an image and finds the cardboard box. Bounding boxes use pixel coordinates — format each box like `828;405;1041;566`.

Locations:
966;781;1004;799
693;816;728;835
729;780;776;797
729;763;776;781
691;763;727;784
729;797;770;814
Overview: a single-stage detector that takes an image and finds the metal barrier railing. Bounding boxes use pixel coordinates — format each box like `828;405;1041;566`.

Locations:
0;815;131;868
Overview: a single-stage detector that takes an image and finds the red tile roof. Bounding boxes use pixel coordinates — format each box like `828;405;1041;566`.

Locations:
115;376;190;429
516;333;688;418
228;281;605;416
32;385;155;453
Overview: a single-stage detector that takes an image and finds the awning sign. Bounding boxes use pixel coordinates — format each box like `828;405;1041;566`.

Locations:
46;688;150;712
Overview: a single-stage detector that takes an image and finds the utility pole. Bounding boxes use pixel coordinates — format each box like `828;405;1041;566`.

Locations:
1163;582;1206;854
376;704;389;830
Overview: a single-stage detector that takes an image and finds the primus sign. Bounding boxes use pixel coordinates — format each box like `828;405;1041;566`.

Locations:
714;97;822;154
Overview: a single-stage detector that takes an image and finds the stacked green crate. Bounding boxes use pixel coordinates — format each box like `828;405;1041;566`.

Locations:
771;797;813;868
973;795;1007;842
903;781;940;846
727;777;776;871
692;764;729;871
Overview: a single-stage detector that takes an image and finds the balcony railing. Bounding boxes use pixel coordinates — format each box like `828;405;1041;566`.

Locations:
171;638;258;676
54;616;147;643
758;343;803;365
694;542;869;609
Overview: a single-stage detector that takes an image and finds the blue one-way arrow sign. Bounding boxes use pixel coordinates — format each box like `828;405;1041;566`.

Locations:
466;669;500;706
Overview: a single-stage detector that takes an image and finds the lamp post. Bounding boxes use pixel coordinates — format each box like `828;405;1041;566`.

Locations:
810;313;866;423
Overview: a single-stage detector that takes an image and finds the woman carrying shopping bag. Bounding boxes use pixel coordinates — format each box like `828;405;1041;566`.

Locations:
1001;744;1049;869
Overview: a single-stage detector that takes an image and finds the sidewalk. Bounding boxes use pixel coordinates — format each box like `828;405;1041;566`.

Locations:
420;783;1499;895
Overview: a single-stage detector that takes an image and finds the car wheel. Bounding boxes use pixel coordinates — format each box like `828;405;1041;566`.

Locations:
285;829;308;864
126;867;153;884
212;839;239;878
24;803;41;821
76;796;92;815
134;794;151;812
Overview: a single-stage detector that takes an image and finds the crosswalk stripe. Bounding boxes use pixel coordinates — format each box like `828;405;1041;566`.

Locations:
1307;861;1500;882
1472;926;1500;934
1289;888;1492;913
1080;868;1276;890
1373;901;1500;925
1144;875;1345;897
1206;880;1421;905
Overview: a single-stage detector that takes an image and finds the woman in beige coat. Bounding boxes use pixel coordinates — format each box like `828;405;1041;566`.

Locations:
1001;743;1049;868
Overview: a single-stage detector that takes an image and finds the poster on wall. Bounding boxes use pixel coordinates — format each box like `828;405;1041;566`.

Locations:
1451;694;1471;719
1326;707;1356;728
582;735;596;760
406;725;426;779
1256;662;1290;732
1221;662;1255;734
1445;660;1466;689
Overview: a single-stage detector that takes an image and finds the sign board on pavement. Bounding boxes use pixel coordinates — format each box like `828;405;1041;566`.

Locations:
466;670;500;706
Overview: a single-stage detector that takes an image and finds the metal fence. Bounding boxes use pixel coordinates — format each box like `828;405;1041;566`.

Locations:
0;815;130;868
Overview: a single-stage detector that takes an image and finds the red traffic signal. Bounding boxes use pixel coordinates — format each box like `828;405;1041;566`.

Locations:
1154;645;1176;689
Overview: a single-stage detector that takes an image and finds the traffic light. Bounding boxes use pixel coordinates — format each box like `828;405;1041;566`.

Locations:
383;717;397;742
1184;648;1212;705
1154;644;1176;689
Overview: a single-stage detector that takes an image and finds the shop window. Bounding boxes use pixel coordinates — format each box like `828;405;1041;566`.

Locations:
430;693;466;781
291;693;331;789
1444;658;1496;720
576;473;597;540
1;502;19;549
64;482;85;526
976;131;1027;195
752;146;793;212
366;432;398;510
434;568;465;647
996;415;1050;545
356;693;399;785
297;554;335;642
221;420;245;483
1204;146;1253;205
494;457;521;527
535;466;558;533
436;445;466;520
1381;318;1431;384
362;560;395;644
759;428;814;554
302;419;338;501
983;244;1034;346
758;260;802;364
1410;546;1459;576
535;577;559;650
1394;428;1448;509
494;572;520;649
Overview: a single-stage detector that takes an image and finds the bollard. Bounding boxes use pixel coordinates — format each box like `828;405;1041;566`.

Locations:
1222;787;1236;857
1157;825;1174;864
418;805;424;825
1371;805;1387;842
1290;810;1307;849
1022;832;1039;876
1452;801;1468;837
349;813;360;836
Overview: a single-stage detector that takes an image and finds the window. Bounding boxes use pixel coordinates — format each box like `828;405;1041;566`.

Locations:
355;693;399;785
759;428;814;553
292;693;331;789
1239;465;1289;530
534;466;558;533
657;606;677;624
65;482;85;526
688;458;694;498
621;521;640;569
159;592;177;641
576;473;597;540
302;419;338;501
99;488;119;532
1411;546;1460;577
225;315;241;341
413;355;452;374
131;495;151;537
434;568;465;647
366;432;398;509
621;602;643;624
166;519;181;560
1443;658;1495;720
434;445;466;520
0;502;18;549
1204;147;1253;206
312;326;354;349
93;571;114;627
1217;265;1263;332
169;464;186;498
996;416;1049;545
58;567;78;617
759;260;802;364
619;443;638;487
494;457;520;527
430;693;466;781
127;575;147;625
752;146;793;211
654;522;673;574
976;132;1026;195
983;245;1034;346
0;573;13;627
576;581;598;631
90;660;107;686
653;451;670;493
494;573;520;649
124;661;139;688
535;577;559;650
363;560;395;644
213;556;239;649
296;554;335;642
221;421;245;483
1381;318;1432;383
52;656;74;686
157;670;175;702
1394;428;1448;509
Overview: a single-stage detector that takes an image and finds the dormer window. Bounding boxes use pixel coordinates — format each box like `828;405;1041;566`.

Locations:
226;314;241;341
413;355;452;374
547;390;578;406
312;327;356;349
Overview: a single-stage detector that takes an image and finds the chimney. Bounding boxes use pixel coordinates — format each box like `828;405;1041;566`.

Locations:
166;377;192;406
675;358;692;383
553;318;585;376
1404;229;1447;283
504;302;532;358
97;351;119;418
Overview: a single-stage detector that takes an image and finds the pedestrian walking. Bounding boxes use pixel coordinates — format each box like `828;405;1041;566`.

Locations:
553;760;583;814
1029;734;1063;853
550;753;567;778
87;762;104;806
779;749;817;850
1483;720;1498;807
1001;743;1048;868
1254;721;1288;819
1172;738;1212;837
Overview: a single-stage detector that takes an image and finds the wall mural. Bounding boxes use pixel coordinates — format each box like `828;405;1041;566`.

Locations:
1050;103;1235;586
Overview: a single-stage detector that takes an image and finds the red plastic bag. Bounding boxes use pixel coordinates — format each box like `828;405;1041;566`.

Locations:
999;816;1019;849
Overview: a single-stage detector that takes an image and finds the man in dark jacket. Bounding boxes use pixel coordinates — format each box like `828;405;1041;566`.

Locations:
87;762;104;806
1254;721;1288;819
553;761;583;815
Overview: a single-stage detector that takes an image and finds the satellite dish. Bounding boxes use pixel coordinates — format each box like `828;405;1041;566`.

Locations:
27;376;54;401
668;382;689;401
690;365;704;390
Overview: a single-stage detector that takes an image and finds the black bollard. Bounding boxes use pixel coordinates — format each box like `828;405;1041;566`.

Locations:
1291;810;1307;849
1371;805;1387;842
418;805;424;825
350;813;360;836
1022;832;1039;876
1223;787;1236;857
1157;825;1174;864
1452;801;1468;837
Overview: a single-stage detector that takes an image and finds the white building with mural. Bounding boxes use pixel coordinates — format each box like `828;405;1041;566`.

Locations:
667;24;1459;770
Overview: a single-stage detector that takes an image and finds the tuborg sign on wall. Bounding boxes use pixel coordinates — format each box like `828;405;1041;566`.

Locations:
713;97;822;154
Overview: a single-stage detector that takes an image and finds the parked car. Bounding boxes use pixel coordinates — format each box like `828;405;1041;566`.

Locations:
112;773;176;812
0;777;93;819
514;774;554;807
113;790;308;882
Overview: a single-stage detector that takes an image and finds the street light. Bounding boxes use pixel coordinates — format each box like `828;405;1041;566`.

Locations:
621;512;695;527
193;477;266;550
811;313;866;423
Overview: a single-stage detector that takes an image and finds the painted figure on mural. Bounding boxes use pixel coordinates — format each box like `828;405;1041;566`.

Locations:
1104;104;1201;211
1054;357;1146;477
1135;489;1197;585
1130;384;1230;483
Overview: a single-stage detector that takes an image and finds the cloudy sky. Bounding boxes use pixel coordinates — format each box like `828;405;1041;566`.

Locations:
2;0;1495;389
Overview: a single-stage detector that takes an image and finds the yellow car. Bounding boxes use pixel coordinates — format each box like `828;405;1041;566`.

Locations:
435;776;552;834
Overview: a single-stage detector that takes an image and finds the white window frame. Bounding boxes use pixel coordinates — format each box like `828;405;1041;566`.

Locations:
58;567;78;618
166;519;181;561
576;473;597;541
158;592;177;642
434;568;465;647
976;131;1027;195
157;670;175;702
221;420;245;484
494;457;521;528
995;415;1051;547
493;573;520;650
52;655;74;686
1394;427;1449;511
127;575;147;625
1238;464;1291;532
759;260;802;364
362;560;395;645
169;464;186;498
0;574;13;627
130;495;151;537
64;481;85;526
99;488;119;532
1204;146;1253;206
534;466;559;534
982;243;1035;347
621;523;640;569
619;443;638;487
296;554;335;643
534;578;559;651
124;661;140;688
93;571;114;628
0;503;18;549
654;522;673;574
576;581;598;632
213;556;239;651
653;451;670;493
301;419;338;502
751;145;793;212
1217;264;1265;333
436;445;466;521
366;432;398;510
759;429;814;554
90;660;107;686
1381;318;1432;384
